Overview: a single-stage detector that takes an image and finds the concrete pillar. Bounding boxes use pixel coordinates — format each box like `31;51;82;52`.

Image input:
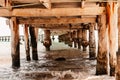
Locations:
29;26;38;60
24;24;31;61
10;17;20;68
43;30;51;51
96;15;108;75
89;23;96;58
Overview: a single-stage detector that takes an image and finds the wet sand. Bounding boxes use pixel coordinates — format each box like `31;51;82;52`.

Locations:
0;41;115;80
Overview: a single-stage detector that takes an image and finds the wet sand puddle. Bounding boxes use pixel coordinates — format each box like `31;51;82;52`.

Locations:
0;42;115;80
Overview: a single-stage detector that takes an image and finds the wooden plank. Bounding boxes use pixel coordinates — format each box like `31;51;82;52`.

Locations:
18;17;96;24
12;7;105;17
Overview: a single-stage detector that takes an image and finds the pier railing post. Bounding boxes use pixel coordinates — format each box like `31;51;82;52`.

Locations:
10;17;20;68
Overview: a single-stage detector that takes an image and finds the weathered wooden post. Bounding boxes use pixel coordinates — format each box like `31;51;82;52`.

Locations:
68;32;73;47
43;30;51;51
10;17;20;68
35;28;39;42
82;26;88;51
106;2;118;76
73;31;77;48
89;23;96;58
77;29;82;49
24;24;31;61
96;15;109;75
116;7;120;80
29;26;38;60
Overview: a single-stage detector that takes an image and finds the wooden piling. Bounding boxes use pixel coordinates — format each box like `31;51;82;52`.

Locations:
106;2;118;76
43;30;51;51
10;17;20;68
68;32;73;47
96;15;108;75
24;24;31;61
82;28;88;51
29;26;38;60
73;31;77;48
89;23;96;58
116;7;120;80
77;29;82;49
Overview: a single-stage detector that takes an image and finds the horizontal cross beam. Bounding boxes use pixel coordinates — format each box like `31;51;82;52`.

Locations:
18;17;96;24
0;7;105;17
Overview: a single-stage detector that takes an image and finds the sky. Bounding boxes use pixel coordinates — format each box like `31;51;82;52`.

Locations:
0;17;24;36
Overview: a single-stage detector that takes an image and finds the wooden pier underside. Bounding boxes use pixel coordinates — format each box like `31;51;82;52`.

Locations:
0;0;120;80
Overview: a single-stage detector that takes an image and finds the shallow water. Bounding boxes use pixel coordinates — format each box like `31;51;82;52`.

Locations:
0;41;115;80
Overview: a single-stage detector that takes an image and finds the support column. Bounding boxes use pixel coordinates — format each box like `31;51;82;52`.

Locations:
29;26;38;60
77;29;82;49
68;32;73;47
43;30;51;51
82;28;88;51
35;28;39;42
24;24;31;61
96;15;109;75
89;23;96;58
73;31;77;48
10;17;20;68
106;2;118;76
116;7;120;80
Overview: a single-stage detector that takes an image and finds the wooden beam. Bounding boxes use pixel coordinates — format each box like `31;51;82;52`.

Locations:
12;0;118;3
30;24;83;29
18;17;96;24
0;9;11;17
12;7;105;17
0;0;5;6
0;7;105;17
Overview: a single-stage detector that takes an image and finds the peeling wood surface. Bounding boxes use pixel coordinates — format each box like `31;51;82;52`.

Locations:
106;2;118;76
10;17;20;68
